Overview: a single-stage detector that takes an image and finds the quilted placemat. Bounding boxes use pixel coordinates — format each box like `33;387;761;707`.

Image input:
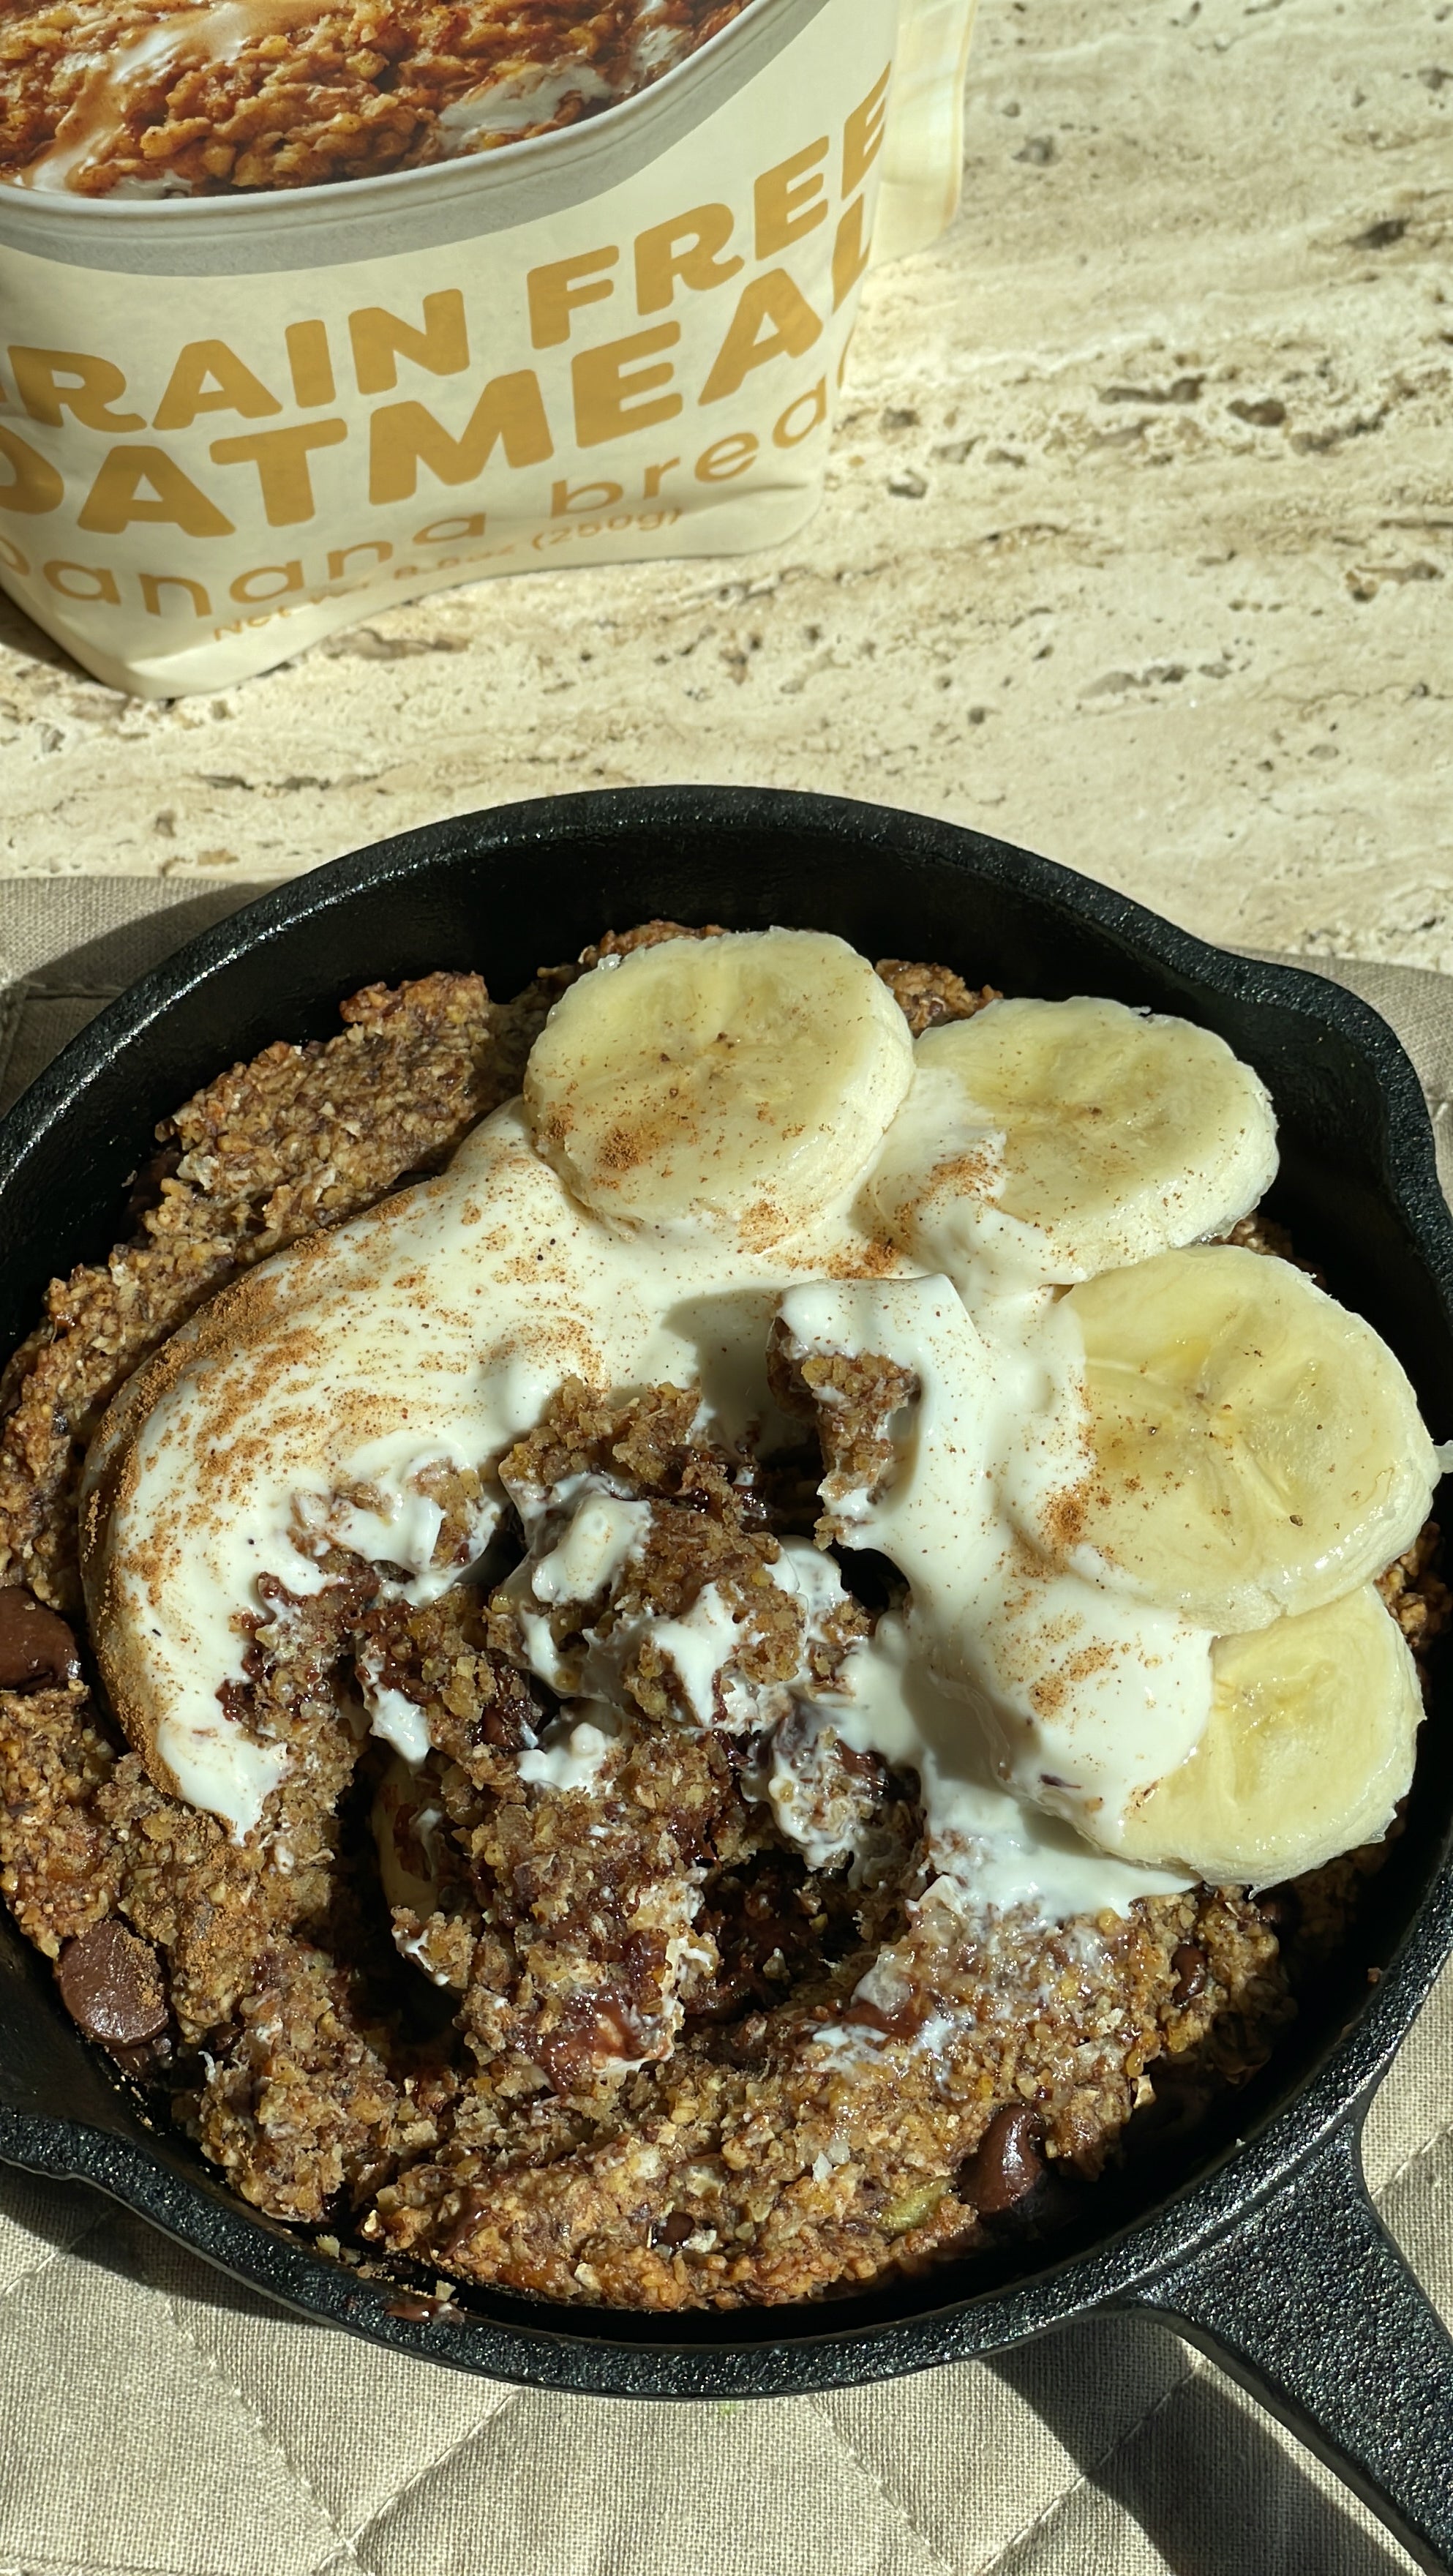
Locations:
0;874;1449;2576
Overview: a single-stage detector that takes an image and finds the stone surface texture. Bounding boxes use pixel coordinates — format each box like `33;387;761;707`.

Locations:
0;0;1448;965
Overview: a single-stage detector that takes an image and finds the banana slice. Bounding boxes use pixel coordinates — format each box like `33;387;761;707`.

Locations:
868;995;1277;1286
1055;1244;1438;1632
524;928;914;1237
1111;1584;1422;1883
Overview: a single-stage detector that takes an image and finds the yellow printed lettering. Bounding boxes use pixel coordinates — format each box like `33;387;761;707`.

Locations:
527;247;617;351
413;513;486;542
152;340;281;432
0;424;64;517
843;65;891;198
78;446;233;537
43;559;119;603
286;320;335;408
694;431;759;482
140;572;211;618
642;457;679;498
773;378;827;448
635;206;742;315
350;291;469;396
210;419;346;525
572;324;680;449
10;347;143;433
328;540;391;579
754;140;829;260
699;273;822;406
230;561;304;604
552;477;623;517
368;375;552;505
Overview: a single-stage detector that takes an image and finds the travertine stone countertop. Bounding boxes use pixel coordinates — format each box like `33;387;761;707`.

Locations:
0;0;1447;962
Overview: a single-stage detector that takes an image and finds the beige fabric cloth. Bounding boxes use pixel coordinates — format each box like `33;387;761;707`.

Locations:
0;876;1449;2576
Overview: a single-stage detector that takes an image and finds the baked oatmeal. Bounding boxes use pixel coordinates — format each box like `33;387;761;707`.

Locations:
0;923;1445;2313
0;0;753;198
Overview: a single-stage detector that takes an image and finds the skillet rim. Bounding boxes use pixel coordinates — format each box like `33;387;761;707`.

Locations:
1;781;1450;2397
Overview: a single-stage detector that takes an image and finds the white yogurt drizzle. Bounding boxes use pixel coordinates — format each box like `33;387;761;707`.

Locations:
775;1276;1213;1847
517;1711;618;1794
437;62;615;146
85;1025;1239;1923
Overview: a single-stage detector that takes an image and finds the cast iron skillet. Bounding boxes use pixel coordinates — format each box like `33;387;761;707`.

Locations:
2;788;1452;2567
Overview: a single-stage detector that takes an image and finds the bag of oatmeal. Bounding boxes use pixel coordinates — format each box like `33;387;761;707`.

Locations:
0;0;978;697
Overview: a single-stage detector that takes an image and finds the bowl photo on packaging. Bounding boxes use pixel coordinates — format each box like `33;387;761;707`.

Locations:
0;0;980;697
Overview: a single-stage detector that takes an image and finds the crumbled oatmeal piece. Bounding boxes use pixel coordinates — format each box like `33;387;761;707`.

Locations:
1378;1524;1452;1658
1223;1210;1296;1260
874;959;1000;1037
495;1377;735;1521
460;1722;737;2094
582;919;726;967
193;1941;415;2223
0;1677;121;1957
767;1325;920;1544
1219;1209;1326;1288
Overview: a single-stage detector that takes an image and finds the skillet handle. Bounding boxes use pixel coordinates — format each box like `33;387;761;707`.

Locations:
1130;2115;1453;2575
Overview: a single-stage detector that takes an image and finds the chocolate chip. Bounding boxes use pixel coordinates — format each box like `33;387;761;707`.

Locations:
0;1587;80;1692
964;2105;1044;2215
385;2292;466;2324
1258;1882;1302;1937
56;1920;168;2053
1171;1942;1209;2004
654;2209;697;2248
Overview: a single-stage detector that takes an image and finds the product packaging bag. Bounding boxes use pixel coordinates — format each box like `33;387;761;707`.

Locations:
0;0;978;696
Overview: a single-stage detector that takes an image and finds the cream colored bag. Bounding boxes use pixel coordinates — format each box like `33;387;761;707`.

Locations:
0;0;977;697
878;0;980;266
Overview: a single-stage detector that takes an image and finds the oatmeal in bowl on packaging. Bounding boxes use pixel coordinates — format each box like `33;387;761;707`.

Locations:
0;0;980;695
